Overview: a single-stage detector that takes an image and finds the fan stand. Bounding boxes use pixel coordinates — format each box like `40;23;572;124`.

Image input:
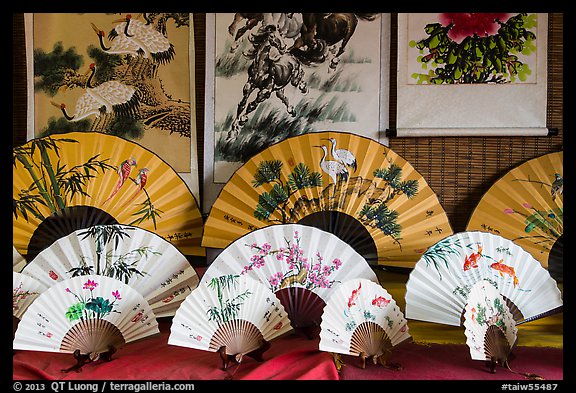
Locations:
358;350;402;370
61;345;117;373
217;339;271;371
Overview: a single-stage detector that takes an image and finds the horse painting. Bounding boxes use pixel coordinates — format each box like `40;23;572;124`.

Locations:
227;24;308;140
290;13;380;70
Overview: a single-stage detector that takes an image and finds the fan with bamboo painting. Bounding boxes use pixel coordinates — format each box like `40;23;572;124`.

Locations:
404;231;563;327
202;131;453;269
21;224;199;318
201;223;379;337
168;274;293;371
319;278;411;370
13;275;159;372
466;151;563;281
13;272;48;337
13;132;204;261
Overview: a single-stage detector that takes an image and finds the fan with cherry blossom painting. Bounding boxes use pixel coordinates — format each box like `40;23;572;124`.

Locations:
200;224;379;337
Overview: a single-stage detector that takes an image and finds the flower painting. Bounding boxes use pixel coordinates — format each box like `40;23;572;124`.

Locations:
407;13;538;84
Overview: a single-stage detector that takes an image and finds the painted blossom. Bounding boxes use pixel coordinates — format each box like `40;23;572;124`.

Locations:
83;279;98;291
439;13;512;43
112;290;122;300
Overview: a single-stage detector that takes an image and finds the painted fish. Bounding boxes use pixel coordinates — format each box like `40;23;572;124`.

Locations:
371;295;390;307
490;259;519;287
463;245;483;271
348;282;362;308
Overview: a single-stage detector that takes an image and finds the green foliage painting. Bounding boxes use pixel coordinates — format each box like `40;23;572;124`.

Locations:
410;13;537;84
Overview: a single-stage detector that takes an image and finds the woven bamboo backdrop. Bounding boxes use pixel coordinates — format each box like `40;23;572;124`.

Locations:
12;13;563;236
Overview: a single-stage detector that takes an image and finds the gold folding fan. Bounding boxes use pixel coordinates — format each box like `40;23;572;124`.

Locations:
466;151;563;280
21;224;200;318
13;132;204;261
202;131;453;269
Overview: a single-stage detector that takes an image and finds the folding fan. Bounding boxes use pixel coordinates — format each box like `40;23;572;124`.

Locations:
168;274;293;370
13;274;159;371
201;223;379;335
13;272;48;336
463;279;517;367
202;131;453;269
404;231;563;327
21;224;200;318
13;245;27;272
13;131;204;261
466;152;563;280
319;278;411;369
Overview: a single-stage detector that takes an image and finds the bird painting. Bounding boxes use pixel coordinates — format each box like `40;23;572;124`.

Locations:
122;168;150;207
551;173;563;201
103;158;137;204
93;14;175;65
324;138;357;172
52;63;139;122
316;145;349;198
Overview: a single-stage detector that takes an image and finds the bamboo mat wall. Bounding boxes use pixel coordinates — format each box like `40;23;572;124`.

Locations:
12;13;563;235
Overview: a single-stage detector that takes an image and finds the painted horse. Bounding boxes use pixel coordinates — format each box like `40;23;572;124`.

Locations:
227;24;308;140
290;13;380;70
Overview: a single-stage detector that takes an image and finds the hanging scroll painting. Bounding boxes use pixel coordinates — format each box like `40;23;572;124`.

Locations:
24;13;200;201
203;13;391;214
396;13;548;137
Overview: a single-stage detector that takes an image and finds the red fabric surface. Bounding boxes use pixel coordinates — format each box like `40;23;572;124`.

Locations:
13;320;339;381
338;341;563;380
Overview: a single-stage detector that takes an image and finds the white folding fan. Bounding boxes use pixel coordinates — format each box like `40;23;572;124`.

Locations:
319;278;411;369
202;131;453;269
169;274;293;370
13;131;205;261
463;279;517;367
200;223;379;336
13;245;27;272
21;224;199;318
13;274;159;371
13;272;48;335
405;231;563;327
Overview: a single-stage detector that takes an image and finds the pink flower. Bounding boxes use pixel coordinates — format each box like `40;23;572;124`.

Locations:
332;258;342;269
112;290;122;300
522;202;533;209
503;208;514;214
83;279;98;290
65;288;72;293
439;13;512;43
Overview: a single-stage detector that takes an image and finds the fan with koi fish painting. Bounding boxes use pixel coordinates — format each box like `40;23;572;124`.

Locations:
404;231;563;327
319;278;411;370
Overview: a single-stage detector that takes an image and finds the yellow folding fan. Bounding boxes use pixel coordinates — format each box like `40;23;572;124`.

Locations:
13;132;204;261
202;131;453;269
466;151;563;280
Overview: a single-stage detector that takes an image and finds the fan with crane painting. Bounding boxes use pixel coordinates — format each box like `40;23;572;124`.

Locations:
21;224;200;318
13;131;204;262
13;272;48;337
168;274;293;371
404;231;563;327
202;131;453;269
13;275;159;372
466;151;563;281
319;278;411;371
200;223;379;337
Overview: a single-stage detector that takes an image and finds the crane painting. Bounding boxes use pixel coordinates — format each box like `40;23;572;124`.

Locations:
28;13;196;193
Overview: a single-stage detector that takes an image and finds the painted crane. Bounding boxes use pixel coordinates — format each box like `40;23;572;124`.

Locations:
325;137;357;172
52;63;139;122
316;144;349;198
92;14;175;65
